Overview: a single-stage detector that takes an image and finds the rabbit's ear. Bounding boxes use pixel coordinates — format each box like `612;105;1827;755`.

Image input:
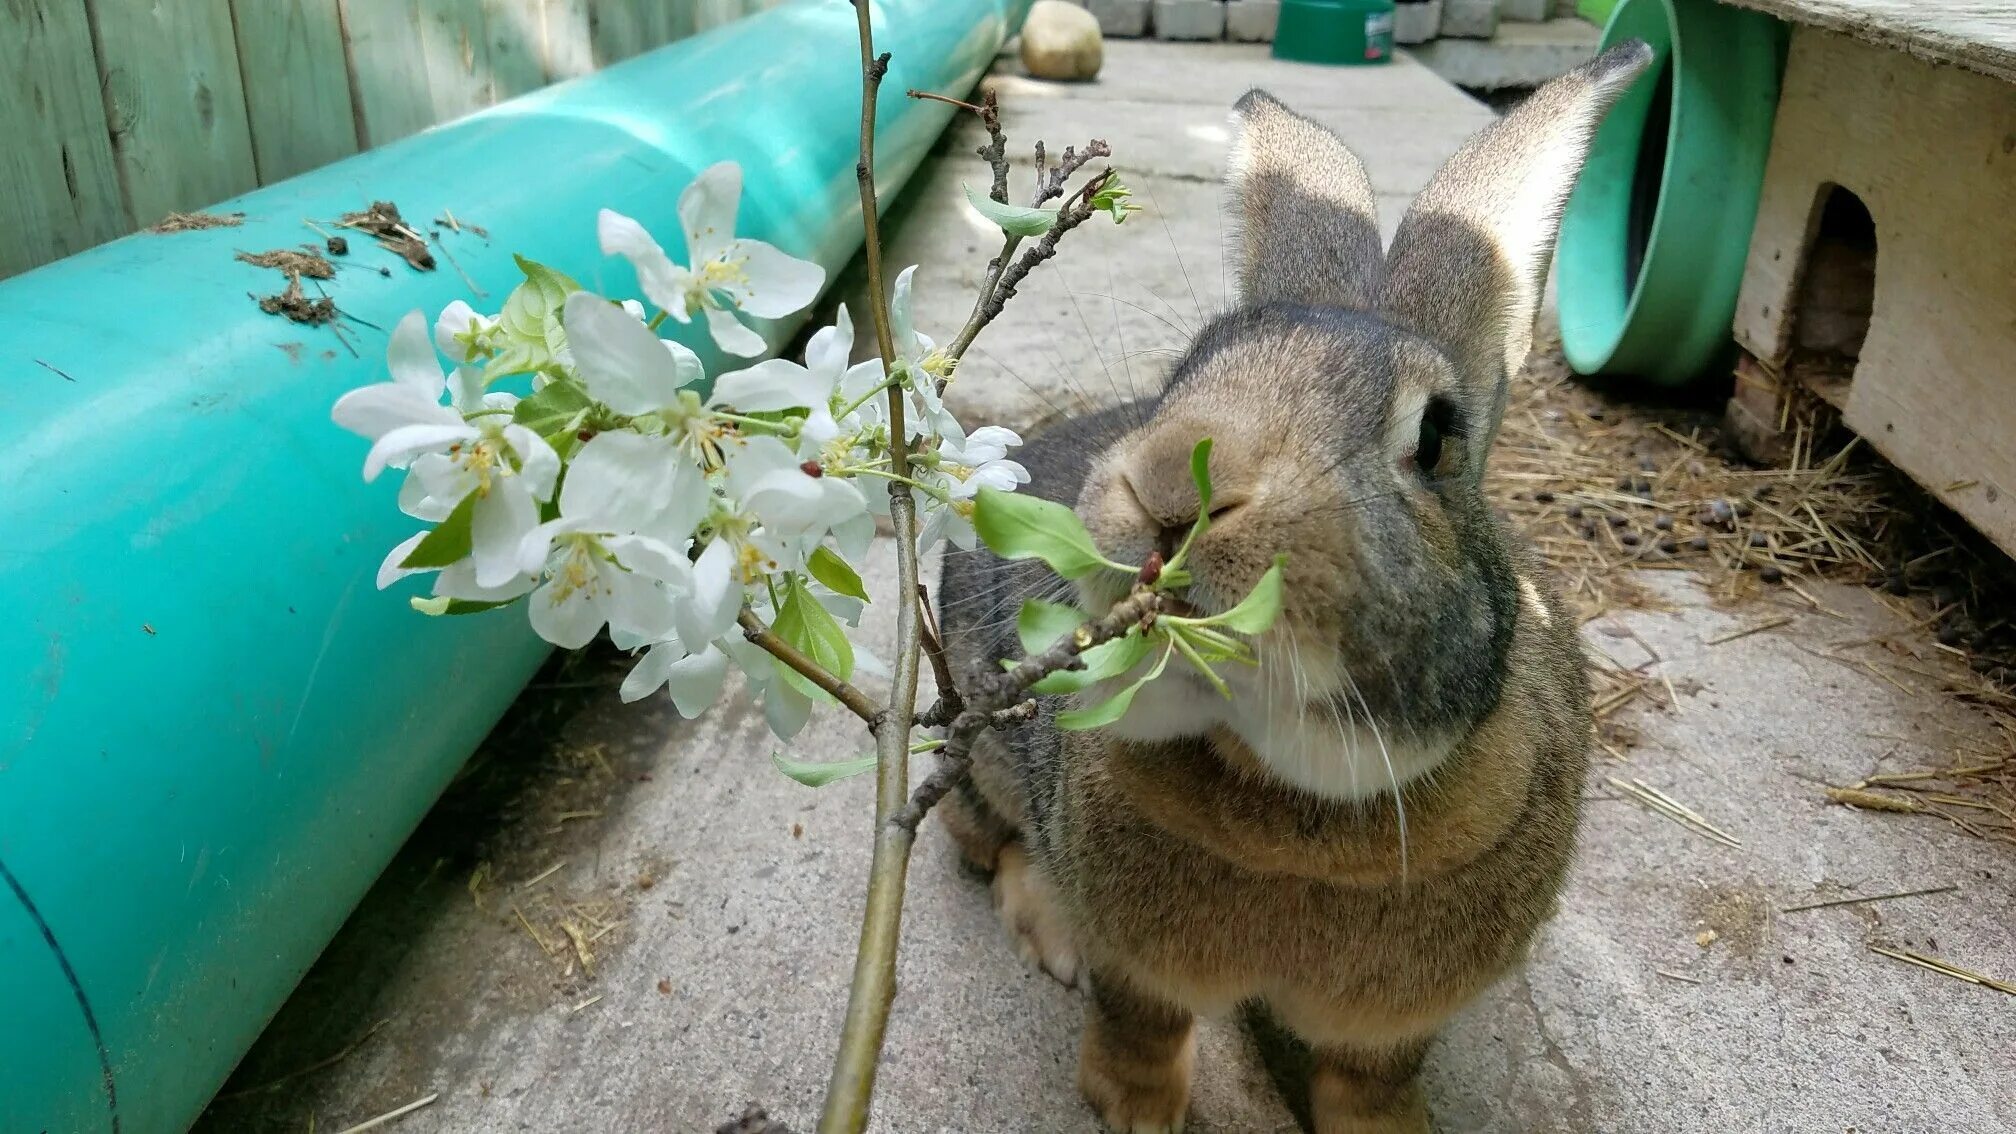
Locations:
1378;41;1653;422
1224;90;1385;310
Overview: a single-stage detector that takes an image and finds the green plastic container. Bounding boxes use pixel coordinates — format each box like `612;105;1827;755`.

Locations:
1275;0;1396;65
1556;0;1785;386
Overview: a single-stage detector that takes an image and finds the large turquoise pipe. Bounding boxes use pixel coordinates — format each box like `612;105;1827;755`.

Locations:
0;1;1029;1129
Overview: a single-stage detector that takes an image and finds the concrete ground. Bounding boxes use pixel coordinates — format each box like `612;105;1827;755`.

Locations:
197;41;2013;1134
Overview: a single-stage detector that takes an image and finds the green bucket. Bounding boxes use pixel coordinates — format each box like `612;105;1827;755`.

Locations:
1275;0;1396;66
1555;0;1786;386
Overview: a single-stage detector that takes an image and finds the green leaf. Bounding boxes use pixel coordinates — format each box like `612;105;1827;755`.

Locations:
771;751;878;788
411;595;520;616
972;488;1121;580
399;494;479;569
963;183;1058;238
1162;438;1215;577
1030;631;1153;695
1208;554;1288;634
1016;599;1085;655
1190;437;1214;515
1055;642;1172;730
1168;627;1232;698
512;378;592;442
770;577;855;702
808;546;870;603
1090;173;1143;225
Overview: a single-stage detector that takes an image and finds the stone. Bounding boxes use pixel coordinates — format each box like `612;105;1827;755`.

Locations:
1226;0;1281;42
1020;0;1105;81
1440;0;1499;37
1393;0;1443;43
1086;0;1152;37
1154;0;1226;41
1411;17;1601;89
1499;0;1550;20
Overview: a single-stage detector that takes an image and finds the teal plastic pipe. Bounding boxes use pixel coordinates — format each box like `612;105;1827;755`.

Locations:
0;2;1030;1130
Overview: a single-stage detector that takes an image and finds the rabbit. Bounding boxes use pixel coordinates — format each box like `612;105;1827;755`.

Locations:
935;41;1653;1134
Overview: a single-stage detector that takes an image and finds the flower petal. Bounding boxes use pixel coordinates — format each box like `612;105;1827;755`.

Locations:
804;306;854;379
332;382;461;442
364;422;477;482
517;517;569;576
398;460;455;521
378;534;430;589
649;457;710;547
602;560;679;644
605;534;694;589
504;424;561;501
434;559;536;602
710;358;829;413
472;481;540;588
528;578;605;649
620;641;683;703
679;162;743;265
957;425;1022;466
563;292;691;414
561;430;682;529
388;309;446;395
889;265;921;361
832;511;875;563
664;645;729;718
704;304;768;358
434;301;492;363
672;537;739;648
598;209;692;315
722;239;825;319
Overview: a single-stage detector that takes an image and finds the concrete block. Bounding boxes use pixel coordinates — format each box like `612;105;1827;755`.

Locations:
1087;0;1152;37
1499;0;1550;21
1440;0;1499;37
1226;0;1280;42
1412;17;1600;89
1154;0;1226;40
1393;0;1442;44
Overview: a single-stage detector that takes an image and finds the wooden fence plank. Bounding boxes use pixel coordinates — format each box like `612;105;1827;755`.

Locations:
229;0;360;185
0;0;129;277
481;0;550;101
694;0;745;33
337;1;432;146
88;0;260;225
540;0;596;82
586;0;648;65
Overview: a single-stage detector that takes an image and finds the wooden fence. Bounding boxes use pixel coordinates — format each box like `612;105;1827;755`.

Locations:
0;0;783;279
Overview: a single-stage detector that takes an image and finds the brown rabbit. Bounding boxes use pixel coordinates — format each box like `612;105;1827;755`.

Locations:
936;43;1654;1133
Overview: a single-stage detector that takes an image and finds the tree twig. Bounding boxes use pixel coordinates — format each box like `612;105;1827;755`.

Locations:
818;4;923;1131
916;583;961;721
891;587;1165;833
946;147;1112;364
738;608;885;729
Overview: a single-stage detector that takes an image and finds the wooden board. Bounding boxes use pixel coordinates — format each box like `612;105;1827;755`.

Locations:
0;0;129;277
336;1;436;147
89;0;260;226
230;0;361;184
1717;0;2016;86
540;0;597;82
1732;28;2016;559
479;0;553;102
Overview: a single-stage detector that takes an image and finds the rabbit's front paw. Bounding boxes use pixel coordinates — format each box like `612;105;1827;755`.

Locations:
993;841;1079;987
1078;974;1196;1133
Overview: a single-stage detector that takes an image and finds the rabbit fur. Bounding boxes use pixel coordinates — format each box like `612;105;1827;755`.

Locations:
935;42;1654;1134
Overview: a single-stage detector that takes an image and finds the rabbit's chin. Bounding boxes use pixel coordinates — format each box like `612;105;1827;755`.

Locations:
1106;662;1453;803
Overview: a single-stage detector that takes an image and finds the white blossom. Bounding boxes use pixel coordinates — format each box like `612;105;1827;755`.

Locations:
516;432;696;649
334;311;557;587
597;162;825;357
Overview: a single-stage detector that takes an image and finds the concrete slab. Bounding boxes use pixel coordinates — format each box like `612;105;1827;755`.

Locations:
1086;0;1153;38
1441;0;1501;38
1154;0;1227;41
1395;0;1445;43
1411;17;1602;89
1226;0;1282;43
198;36;2014;1134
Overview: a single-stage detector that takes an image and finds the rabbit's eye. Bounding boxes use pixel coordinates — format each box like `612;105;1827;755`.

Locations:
1414;398;1457;474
